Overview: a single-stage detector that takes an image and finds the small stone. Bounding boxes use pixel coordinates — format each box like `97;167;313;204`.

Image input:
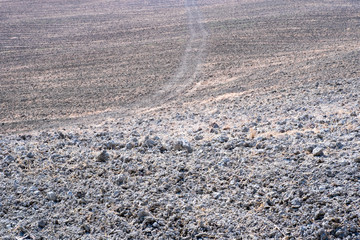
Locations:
75;191;86;199
57;131;66;139
354;155;360;163
243;141;253;148
19;134;31;140
305;145;316;153
334;229;345;238
131;137;139;144
291;198;302;208
125;142;134;150
217;135;229;143
173;139;193;153
317;228;328;239
255;142;265;149
38;220;47;229
293;150;301;155
218;157;231;167
15;146;26;152
143;138;156;148
115;175;127;185
210;128;219;134
194;135;203;141
242;126;249;132
138;209;150;222
97;150;109;162
350;111;357;117
143;216;156;226
158;145;168;153
312;147;324;157
82;224;91;233
314;209;325;220
51;154;62;161
4;155;15;163
277;120;287;125
174;186;181;193
104;141;118;150
47;191;57;201
266;198;275;207
26;152;34;158
131;131;140;137
224;142;235;150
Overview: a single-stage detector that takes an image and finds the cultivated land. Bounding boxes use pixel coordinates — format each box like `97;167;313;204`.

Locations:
0;0;360;239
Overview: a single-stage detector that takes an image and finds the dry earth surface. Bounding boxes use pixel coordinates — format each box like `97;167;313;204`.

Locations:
1;0;360;239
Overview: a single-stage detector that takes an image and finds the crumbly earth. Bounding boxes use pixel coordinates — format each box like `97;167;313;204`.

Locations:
1;78;359;239
1;0;360;239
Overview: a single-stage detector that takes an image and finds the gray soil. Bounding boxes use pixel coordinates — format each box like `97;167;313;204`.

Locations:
1;0;360;239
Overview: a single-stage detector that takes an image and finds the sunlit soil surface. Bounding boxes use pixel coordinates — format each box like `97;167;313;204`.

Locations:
1;0;359;133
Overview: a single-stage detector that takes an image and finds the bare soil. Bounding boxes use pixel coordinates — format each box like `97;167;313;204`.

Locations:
1;0;358;133
0;0;360;239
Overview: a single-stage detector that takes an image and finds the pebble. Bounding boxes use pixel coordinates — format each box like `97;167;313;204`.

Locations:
47;191;57;201
82;224;91;233
312;147;324;157
291;198;302;208
173;139;193;153
97;150;110;162
125;142;134;150
314;210;326;220
218;157;231;167
138;209;151;222
217;135;229;143
104;141;122;150
115;175;127;185
194;135;203;141
143;138;157;148
38;220;47;229
4;155;15;163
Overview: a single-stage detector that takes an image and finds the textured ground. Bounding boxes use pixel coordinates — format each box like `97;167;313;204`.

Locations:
1;0;359;133
0;0;360;239
1;78;359;239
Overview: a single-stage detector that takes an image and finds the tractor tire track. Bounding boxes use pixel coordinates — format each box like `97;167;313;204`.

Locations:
143;0;208;107
1;0;208;133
